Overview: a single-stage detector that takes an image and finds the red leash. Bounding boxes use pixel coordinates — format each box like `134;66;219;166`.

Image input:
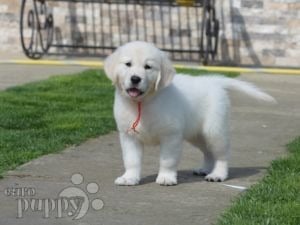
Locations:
128;102;142;133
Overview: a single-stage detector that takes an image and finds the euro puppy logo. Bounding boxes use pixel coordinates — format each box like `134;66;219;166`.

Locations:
4;173;104;220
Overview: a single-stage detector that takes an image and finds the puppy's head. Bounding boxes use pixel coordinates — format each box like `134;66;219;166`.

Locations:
104;41;175;101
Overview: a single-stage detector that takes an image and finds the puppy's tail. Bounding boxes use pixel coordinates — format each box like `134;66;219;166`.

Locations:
221;77;276;103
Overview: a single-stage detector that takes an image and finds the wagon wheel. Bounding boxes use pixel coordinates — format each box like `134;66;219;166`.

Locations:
20;0;54;59
40;1;54;52
200;0;219;65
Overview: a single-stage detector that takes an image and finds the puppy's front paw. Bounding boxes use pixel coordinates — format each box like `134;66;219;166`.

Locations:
115;175;140;186
156;172;177;186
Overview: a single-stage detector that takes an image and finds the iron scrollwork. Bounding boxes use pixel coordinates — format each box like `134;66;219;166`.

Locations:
19;0;219;64
20;0;54;59
201;0;219;65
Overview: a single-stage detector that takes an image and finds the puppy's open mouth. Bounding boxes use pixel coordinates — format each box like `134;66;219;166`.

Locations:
126;88;144;98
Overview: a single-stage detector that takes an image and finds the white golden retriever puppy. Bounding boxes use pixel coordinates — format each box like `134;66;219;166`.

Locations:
104;41;275;186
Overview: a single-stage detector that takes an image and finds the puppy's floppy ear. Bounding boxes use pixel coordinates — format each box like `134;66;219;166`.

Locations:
155;51;176;91
104;48;120;84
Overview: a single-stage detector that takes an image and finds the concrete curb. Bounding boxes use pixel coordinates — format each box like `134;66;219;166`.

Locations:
1;59;300;75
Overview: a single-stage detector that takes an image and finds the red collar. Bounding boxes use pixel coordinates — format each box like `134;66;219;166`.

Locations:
127;102;142;133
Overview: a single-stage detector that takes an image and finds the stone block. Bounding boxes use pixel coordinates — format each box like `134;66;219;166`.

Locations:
0;12;17;22
65;15;86;24
267;2;289;10
0;4;8;12
273;0;299;3
286;49;300;58
232;0;241;8
232;15;285;25
248;32;286;42
241;0;263;9
262;49;286;57
288;3;300;10
275;57;299;67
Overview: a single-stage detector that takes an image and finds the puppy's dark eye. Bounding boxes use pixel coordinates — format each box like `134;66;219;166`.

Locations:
144;64;151;70
125;62;132;67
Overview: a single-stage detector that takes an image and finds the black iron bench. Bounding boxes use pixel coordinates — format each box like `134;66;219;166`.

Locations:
20;0;219;64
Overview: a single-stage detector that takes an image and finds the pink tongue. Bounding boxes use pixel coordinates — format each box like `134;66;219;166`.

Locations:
128;89;140;97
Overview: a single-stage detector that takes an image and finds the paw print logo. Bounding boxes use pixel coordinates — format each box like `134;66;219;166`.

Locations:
58;173;104;220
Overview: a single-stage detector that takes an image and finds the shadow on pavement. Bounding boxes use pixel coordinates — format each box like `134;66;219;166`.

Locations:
228;166;267;180
140;166;265;185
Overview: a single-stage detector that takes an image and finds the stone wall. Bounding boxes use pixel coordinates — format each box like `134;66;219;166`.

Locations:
0;0;20;52
219;0;300;67
0;0;299;67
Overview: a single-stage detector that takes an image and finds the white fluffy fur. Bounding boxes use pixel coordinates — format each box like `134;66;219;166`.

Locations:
104;41;275;186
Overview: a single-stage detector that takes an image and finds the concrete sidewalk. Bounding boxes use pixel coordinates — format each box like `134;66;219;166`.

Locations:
0;65;299;225
0;53;94;90
0;64;86;90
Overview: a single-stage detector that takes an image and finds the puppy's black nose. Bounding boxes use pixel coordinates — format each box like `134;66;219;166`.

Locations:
131;75;141;84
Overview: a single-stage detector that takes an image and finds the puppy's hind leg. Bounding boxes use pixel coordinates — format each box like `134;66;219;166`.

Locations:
201;93;231;182
202;121;230;182
191;137;215;176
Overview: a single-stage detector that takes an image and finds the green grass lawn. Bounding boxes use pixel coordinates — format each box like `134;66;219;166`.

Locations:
0;70;115;177
217;137;300;225
0;68;237;177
